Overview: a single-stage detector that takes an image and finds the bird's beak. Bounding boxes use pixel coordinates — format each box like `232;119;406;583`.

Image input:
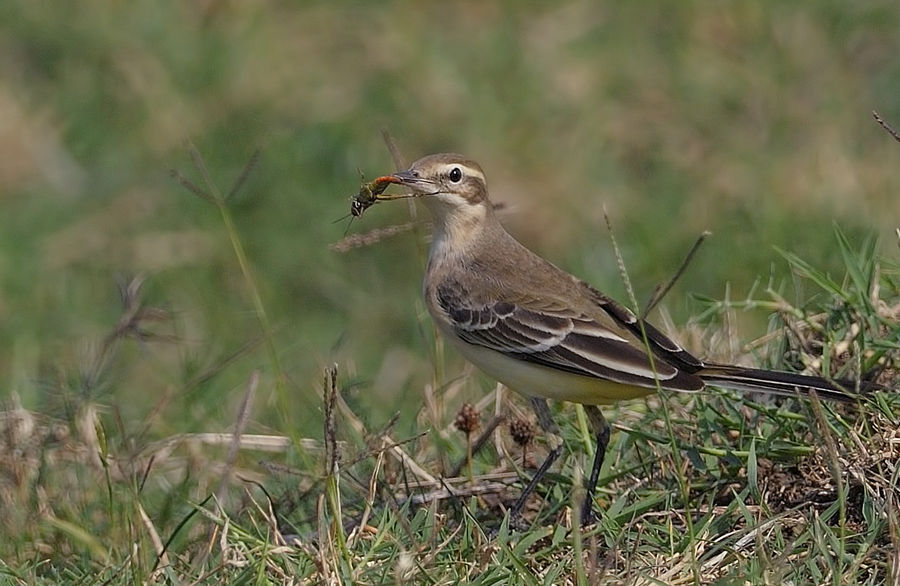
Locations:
388;170;437;195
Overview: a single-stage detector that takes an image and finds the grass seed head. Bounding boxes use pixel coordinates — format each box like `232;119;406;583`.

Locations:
454;402;481;436
508;417;536;448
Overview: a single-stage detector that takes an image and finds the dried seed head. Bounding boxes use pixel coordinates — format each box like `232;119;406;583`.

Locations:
508;417;536;448
454;402;481;435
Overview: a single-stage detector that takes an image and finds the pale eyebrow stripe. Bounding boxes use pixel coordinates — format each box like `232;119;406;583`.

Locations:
439;163;485;184
466;167;486;183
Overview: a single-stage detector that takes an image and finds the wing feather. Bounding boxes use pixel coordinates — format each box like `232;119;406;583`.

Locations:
437;285;702;392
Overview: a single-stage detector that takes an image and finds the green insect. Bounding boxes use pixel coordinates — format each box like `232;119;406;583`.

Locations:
350;174;400;217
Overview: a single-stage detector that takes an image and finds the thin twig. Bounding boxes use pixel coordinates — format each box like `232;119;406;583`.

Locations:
382;127;407;172
873;111;900;144
643;231;710;317
405;482;512;506
346;431;429;468
396;471;520;492
382;129;427;261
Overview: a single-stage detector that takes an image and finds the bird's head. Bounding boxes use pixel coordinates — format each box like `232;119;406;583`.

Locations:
389;153;491;218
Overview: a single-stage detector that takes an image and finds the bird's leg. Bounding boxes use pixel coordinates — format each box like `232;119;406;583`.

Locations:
509;397;564;523
581;405;610;526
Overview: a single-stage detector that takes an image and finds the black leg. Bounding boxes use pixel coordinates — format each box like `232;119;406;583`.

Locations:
509;398;563;522
580;406;610;526
509;443;564;521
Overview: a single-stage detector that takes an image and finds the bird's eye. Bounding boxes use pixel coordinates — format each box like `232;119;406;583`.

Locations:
448;167;463;183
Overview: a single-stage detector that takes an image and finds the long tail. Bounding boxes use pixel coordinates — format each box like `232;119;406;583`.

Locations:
698;363;863;403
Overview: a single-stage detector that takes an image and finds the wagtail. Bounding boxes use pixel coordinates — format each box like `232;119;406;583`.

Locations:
365;152;859;526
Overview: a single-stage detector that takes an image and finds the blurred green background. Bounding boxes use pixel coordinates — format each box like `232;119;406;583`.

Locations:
2;1;899;438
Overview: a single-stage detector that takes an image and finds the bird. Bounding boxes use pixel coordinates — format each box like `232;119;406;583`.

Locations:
369;152;860;526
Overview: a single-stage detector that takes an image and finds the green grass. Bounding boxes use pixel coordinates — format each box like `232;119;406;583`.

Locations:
2;1;900;584
3;166;898;584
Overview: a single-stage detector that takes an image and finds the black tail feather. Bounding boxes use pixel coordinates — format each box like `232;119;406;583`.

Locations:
698;363;866;403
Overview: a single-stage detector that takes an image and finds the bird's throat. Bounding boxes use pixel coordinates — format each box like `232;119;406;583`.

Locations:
424;197;490;263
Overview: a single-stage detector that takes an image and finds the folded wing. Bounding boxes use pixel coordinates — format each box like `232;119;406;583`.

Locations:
437;286;705;392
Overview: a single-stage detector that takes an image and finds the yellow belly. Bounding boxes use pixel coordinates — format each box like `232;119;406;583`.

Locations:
445;333;657;406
